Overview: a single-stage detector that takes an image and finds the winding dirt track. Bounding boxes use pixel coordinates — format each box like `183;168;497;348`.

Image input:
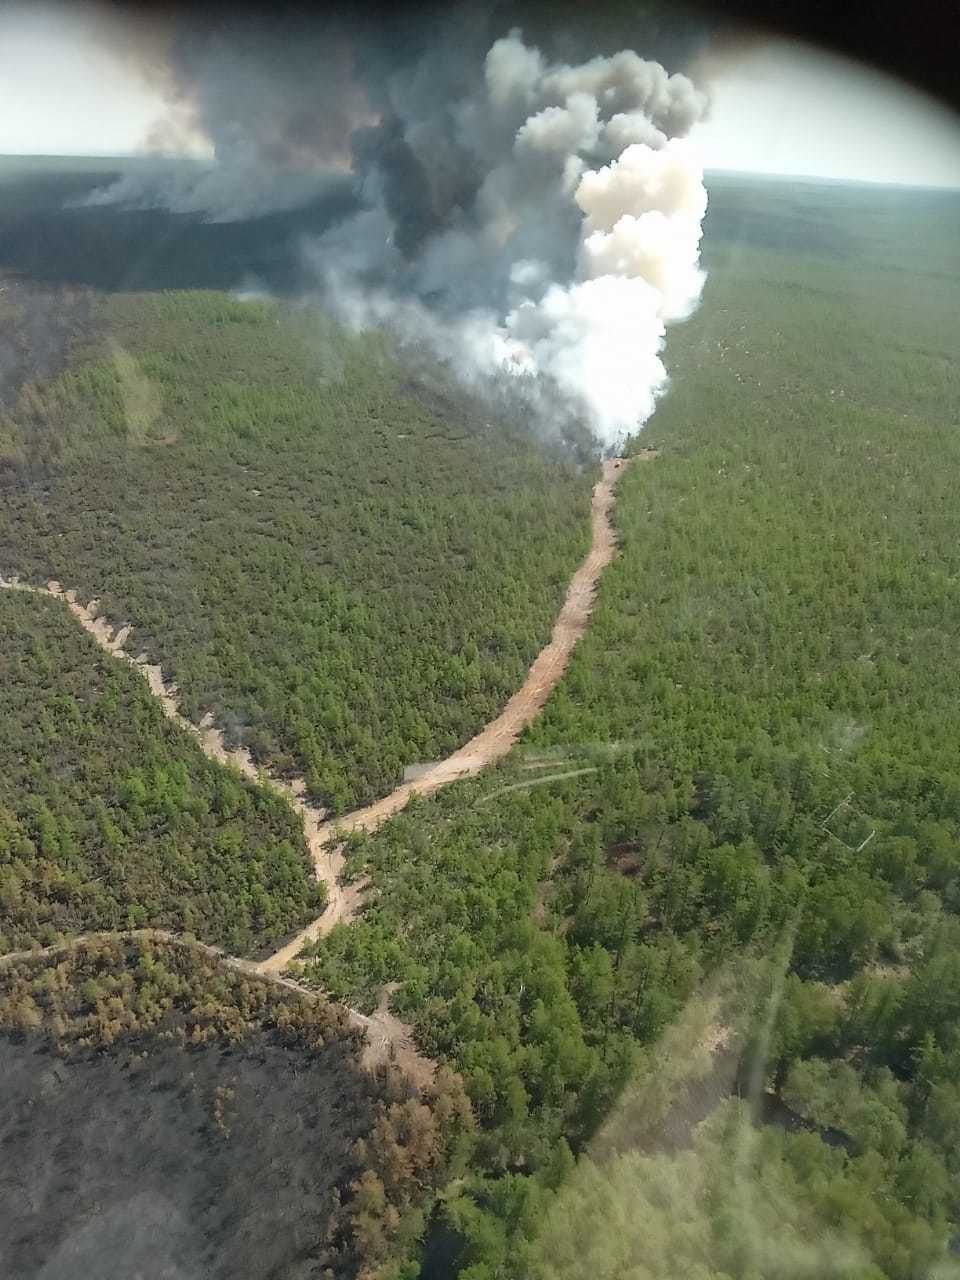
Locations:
259;456;632;970
1;457;634;979
1;455;640;1080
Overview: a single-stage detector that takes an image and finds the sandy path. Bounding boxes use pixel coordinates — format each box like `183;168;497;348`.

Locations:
257;456;633;971
0;572;350;900
0;576;265;780
1;456;635;981
0;589;423;1080
325;459;628;821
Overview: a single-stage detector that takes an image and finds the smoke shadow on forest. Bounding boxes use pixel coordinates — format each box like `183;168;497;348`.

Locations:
0;166;360;294
701;178;858;259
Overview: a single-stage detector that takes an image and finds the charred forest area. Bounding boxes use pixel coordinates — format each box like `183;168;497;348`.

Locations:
0;935;473;1280
2;150;960;1280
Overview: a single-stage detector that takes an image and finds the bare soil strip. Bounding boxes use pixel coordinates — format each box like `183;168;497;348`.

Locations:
1;453;638;1071
0;577;353;936
256;457;632;972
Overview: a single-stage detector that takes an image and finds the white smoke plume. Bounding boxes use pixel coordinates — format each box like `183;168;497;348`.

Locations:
85;11;711;450
324;33;708;449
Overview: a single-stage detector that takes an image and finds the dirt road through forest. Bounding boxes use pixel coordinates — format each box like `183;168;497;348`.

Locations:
2;453;641;1078
1;455;638;980
257;456;634;971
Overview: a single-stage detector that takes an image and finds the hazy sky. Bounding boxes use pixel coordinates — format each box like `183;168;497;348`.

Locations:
0;7;958;188
691;38;960;188
0;7;170;157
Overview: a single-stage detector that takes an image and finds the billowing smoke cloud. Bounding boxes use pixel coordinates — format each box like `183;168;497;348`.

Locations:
321;32;708;448
82;7;379;219
89;12;711;449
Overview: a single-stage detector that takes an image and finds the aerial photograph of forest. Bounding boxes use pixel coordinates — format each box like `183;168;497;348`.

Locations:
1;1;959;1277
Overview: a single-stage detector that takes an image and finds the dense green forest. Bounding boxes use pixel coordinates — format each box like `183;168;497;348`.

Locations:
3;156;960;1278
298;178;960;1277
0;269;592;812
0;934;473;1278
0;590;323;955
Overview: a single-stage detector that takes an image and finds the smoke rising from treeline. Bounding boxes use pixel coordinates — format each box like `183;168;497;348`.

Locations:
86;2;715;447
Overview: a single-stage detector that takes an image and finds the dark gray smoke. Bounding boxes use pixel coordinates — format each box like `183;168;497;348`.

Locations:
81;6;380;219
